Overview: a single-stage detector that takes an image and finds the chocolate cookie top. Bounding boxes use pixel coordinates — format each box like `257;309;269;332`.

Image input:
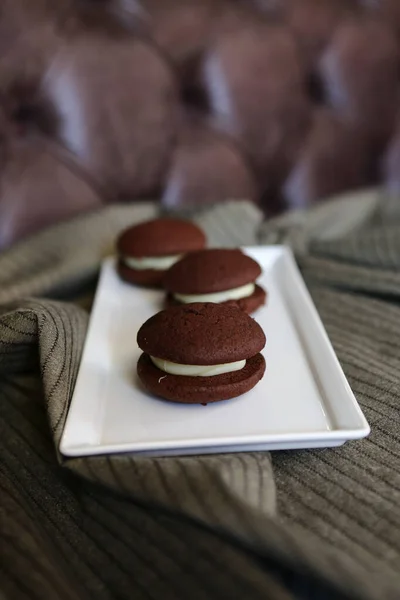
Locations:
137;302;265;365
117;218;206;257
164;248;261;294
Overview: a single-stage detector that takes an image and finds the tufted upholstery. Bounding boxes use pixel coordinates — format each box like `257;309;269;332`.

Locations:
43;35;178;198
1;0;400;248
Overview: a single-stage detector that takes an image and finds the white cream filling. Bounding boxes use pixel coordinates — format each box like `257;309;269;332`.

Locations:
150;356;246;377
123;254;181;270
174;282;255;304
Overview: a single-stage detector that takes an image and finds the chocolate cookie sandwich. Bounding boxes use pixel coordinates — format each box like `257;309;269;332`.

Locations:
117;218;206;287
164;248;266;313
137;302;266;404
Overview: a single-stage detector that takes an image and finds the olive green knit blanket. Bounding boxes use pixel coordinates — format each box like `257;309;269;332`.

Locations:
1;191;399;600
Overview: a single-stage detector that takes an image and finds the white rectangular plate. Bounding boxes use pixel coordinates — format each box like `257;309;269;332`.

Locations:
60;246;370;458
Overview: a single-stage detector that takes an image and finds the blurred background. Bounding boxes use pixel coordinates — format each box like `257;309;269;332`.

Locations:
1;0;400;249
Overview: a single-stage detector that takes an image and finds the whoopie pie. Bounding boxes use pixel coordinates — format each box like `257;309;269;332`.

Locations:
137;302;266;404
164;248;266;314
117;218;206;287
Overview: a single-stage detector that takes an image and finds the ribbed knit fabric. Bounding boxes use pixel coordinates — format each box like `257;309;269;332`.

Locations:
1;192;400;599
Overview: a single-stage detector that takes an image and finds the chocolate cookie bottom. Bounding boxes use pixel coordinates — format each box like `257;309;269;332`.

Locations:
166;284;267;314
117;260;165;288
137;352;266;404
